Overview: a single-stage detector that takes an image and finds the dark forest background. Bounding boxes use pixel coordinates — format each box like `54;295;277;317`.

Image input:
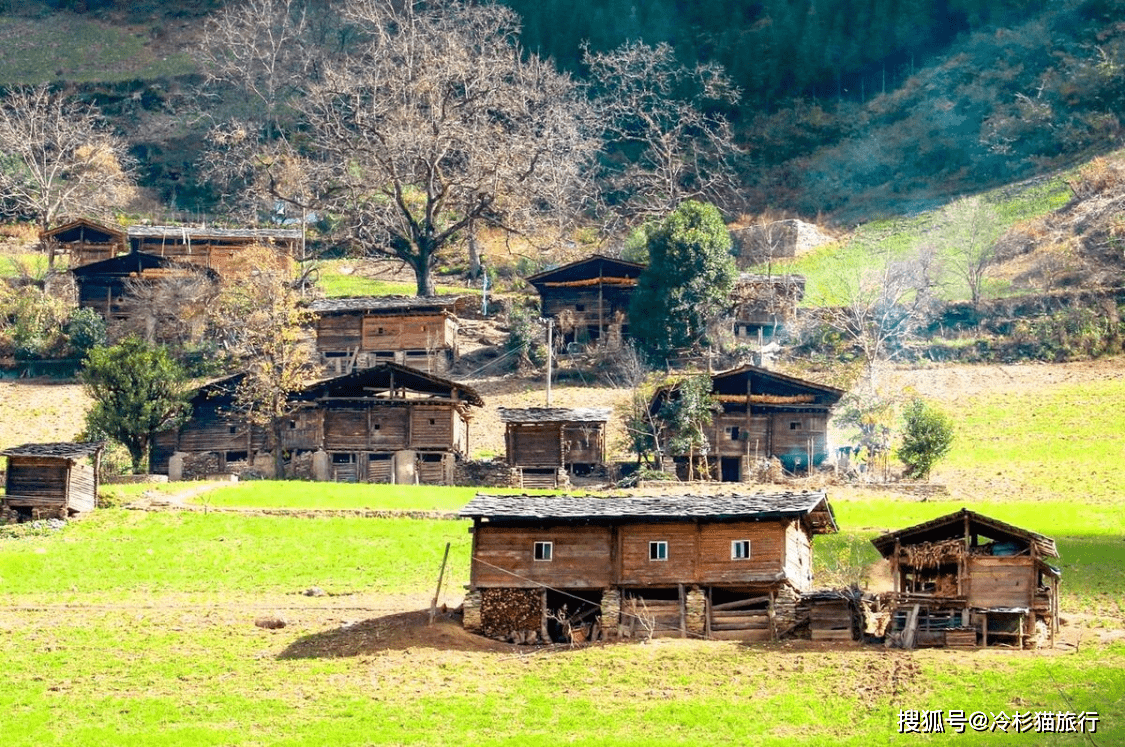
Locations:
12;0;1125;223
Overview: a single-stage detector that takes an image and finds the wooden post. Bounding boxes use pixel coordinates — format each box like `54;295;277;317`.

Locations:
678;583;687;638
429;542;451;625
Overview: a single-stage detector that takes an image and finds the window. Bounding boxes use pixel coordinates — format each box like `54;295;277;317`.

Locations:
575;304;585;312
228;425;237;435
429;418;436;425
726;426;740;441
533;541;553;561
731;540;751;560
790;421;802;431
649;541;668;561
288;420;297;430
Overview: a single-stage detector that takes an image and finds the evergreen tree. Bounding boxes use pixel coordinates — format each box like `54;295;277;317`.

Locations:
896;397;954;480
81;337;191;474
629;200;737;360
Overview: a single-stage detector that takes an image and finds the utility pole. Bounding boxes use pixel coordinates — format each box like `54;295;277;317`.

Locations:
545;318;554;406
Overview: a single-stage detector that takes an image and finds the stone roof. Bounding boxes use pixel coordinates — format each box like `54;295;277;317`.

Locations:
498;407;612;423
0;442;105;460
460;490;837;533
308;296;460;315
127;225;301;241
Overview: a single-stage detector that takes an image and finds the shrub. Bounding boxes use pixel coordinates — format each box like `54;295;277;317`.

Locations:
896;398;954;480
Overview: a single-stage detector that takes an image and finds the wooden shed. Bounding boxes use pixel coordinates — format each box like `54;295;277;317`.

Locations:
1;442;103;521
871;509;1061;648
152;364;483;485
40;218;127;267
460;491;837;644
526;255;646;348
70;250;217;321
499;407;611;487
651;365;844;480
308;296;460;375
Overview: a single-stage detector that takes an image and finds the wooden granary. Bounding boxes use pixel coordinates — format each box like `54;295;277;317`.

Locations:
872;509;1061;648
308;296;460;375
460;491;837;644
526;255;646;348
651;365;844;480
0;442;103;521
498;407;611;488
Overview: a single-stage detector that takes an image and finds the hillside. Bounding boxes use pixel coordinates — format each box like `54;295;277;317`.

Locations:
2;0;1124;225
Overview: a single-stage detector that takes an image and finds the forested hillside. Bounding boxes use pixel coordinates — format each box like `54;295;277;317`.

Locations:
5;0;1125;223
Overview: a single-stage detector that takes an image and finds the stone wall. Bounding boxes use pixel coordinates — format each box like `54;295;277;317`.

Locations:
774;584;802;636
685;587;707;637
454;459;518;488
462;589;482;632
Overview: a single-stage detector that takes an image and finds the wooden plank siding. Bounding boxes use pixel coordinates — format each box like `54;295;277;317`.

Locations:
967;557;1035;609
5;461;68;503
697;521;788;585
470;525;615;589
783;519;814;591
66;464;97;513
507;424;563;467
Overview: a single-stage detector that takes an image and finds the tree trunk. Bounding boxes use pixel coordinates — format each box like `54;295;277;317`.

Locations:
273;421;286;479
410;248;436;297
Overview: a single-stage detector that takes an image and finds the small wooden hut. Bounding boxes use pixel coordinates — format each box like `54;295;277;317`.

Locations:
460;491;837;644
651;365;844;480
526;255;646;348
499;407;611;487
871;509;1061;648
0;442;104;521
308;296;460;375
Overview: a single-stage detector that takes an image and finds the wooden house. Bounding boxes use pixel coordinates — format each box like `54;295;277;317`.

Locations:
526;255;646;348
731;273;806;345
41;219;301;272
871;509;1061;648
460;491;837;643
70;250;218;321
152;364;483;485
308;296;460;375
651;365;844;480
125;225;301;275
40;218;127;266
499;407;611;487
0;442;103;521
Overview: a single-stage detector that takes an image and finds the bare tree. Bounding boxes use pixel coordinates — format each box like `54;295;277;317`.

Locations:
117;271;219;347
0;84;134;265
197;0;321;226
813;247;939;387
210;245;314;477
296;0;598;296
927;196;1004;306
584;41;742;224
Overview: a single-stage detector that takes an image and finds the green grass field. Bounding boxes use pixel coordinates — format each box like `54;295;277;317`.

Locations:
0;501;1121;746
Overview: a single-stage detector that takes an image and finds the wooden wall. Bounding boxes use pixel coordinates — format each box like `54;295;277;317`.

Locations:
540;286;633;341
783;519;813;592
471;525;615;588
620;521;788;587
562;424;604;466
711;411;829;471
316;313;455;355
966;556;1035;609
4;458;69;507
507;424;563;467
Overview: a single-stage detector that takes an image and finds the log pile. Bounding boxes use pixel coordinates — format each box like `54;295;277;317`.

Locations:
709;595;774;642
479;588;543;643
899;538;964;570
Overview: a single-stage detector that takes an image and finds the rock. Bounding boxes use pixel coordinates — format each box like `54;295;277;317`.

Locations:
304;586;327;597
254;616;287;630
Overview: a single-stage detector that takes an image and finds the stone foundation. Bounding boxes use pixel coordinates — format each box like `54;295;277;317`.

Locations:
774;584;801;635
600;589;620;638
453;460;517;488
685;587;707;637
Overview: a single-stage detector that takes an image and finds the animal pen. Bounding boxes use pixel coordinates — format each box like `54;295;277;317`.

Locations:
460;491;837;644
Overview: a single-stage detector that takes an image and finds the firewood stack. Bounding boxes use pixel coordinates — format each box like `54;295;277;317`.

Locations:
479;588;543;642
